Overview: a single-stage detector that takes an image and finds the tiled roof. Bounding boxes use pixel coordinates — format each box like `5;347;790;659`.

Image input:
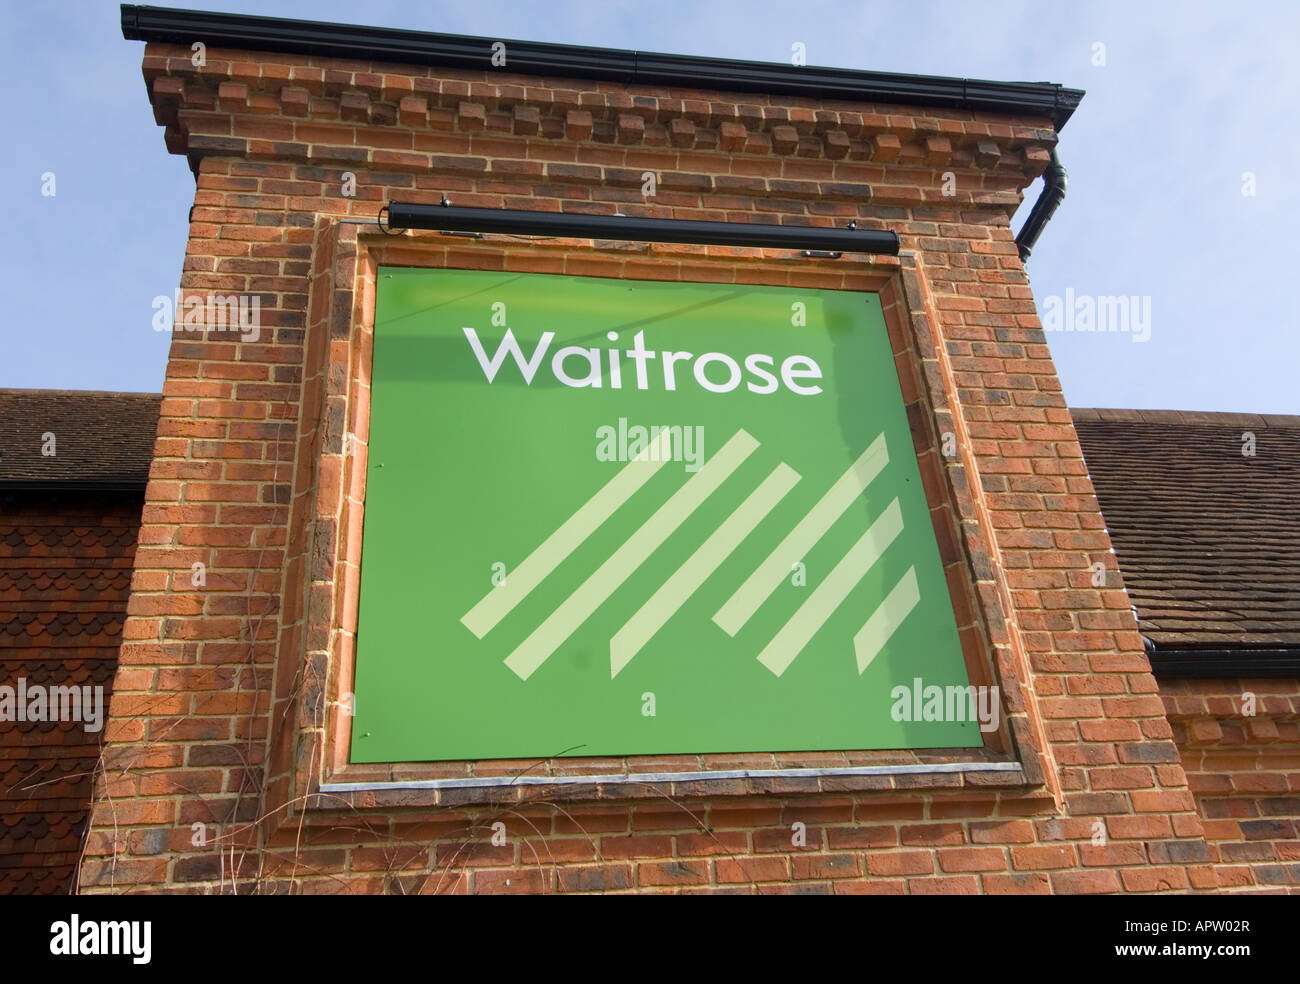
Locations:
0;494;142;894
1073;408;1300;653
0;389;161;488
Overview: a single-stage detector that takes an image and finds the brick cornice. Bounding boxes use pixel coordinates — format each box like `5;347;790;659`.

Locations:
141;42;1056;203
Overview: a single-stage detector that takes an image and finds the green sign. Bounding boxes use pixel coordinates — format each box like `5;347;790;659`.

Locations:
351;268;979;763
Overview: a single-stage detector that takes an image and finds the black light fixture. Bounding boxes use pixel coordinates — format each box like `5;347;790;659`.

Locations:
381;202;900;256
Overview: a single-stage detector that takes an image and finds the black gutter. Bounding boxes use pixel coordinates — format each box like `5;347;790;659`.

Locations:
1015;145;1068;263
1147;647;1300;679
386;203;900;254
0;480;149;493
121;5;1084;130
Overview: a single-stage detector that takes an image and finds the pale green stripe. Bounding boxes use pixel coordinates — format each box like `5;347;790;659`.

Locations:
757;498;903;677
853;567;921;674
713;434;888;637
505;429;759;681
610;462;801;678
461;428;674;639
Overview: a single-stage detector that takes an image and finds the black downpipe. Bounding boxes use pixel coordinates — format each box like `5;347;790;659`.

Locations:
1015;146;1068;263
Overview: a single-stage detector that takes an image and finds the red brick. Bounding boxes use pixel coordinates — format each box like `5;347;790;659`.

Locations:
1050;869;1122;895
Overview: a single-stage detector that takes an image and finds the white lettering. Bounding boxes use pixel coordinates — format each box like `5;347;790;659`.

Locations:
463;329;824;396
462;327;554;384
780;355;824;395
552;346;602;388
693;352;742;393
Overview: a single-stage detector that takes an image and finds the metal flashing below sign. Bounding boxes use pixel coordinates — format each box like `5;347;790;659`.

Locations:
323;760;1022;793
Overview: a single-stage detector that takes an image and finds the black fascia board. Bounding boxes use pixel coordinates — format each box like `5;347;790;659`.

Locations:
0;479;150;493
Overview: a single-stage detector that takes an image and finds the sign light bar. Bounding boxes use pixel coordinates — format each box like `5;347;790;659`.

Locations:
383;202;900;255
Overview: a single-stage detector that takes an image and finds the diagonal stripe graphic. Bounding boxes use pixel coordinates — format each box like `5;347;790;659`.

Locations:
713;434;889;637
504;429;760;681
853;566;921;674
757;497;904;677
461;427;676;639
609;462;801;679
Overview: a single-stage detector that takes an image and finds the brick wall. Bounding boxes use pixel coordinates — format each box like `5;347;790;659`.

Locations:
1;491;140;894
1161;677;1300;892
78;39;1222;894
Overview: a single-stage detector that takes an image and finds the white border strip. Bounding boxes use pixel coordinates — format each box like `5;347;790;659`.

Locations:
321;760;1022;793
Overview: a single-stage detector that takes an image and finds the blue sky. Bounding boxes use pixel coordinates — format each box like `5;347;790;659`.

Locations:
3;1;1296;413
